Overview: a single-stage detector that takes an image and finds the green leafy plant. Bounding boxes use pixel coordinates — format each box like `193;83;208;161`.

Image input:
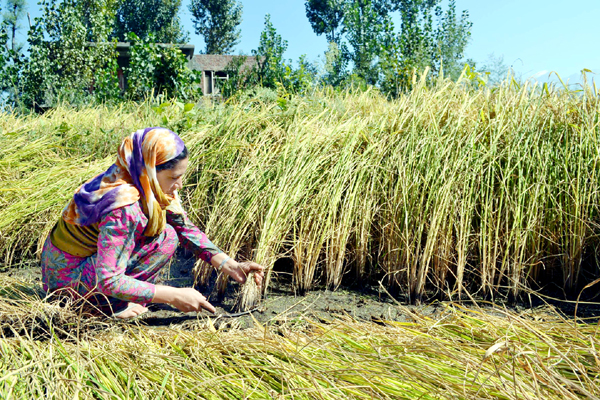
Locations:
124;32;197;101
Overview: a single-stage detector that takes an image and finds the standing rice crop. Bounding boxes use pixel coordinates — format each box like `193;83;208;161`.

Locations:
1;76;599;301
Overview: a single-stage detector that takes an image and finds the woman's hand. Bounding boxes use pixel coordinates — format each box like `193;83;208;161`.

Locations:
224;261;265;288
170;288;216;313
153;285;216;313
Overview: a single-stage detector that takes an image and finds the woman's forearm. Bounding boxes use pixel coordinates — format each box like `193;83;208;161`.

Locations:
152;285;179;304
211;252;238;272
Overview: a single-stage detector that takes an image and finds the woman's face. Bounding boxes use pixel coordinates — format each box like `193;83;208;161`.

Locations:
156;157;189;196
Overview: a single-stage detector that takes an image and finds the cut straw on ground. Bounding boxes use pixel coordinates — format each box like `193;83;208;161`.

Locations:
0;275;599;399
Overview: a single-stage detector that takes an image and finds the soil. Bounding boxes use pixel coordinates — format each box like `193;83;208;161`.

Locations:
5;250;600;330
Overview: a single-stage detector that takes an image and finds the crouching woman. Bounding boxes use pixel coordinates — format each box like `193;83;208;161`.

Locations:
41;127;264;319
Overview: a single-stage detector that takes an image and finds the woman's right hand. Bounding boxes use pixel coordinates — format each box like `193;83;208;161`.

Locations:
153;285;216;313
171;287;216;313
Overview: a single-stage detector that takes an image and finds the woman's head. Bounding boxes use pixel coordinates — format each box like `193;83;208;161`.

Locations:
65;127;188;236
119;127;187;234
156;146;189;196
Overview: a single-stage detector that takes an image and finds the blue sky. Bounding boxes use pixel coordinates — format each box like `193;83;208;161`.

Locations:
22;0;600;83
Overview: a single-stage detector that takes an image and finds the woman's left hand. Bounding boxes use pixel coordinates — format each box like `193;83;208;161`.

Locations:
224;261;265;288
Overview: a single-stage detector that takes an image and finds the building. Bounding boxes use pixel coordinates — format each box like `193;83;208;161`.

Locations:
114;43;258;96
189;55;259;95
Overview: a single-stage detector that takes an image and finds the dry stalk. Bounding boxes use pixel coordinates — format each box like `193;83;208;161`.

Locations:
234;271;261;312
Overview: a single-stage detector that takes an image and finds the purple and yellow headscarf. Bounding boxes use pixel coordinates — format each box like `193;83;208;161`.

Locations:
63;127;185;237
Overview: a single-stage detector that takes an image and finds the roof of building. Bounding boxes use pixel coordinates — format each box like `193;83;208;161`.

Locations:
190;54;259;72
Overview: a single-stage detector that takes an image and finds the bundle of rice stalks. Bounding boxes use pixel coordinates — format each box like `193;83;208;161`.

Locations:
234;270;261;312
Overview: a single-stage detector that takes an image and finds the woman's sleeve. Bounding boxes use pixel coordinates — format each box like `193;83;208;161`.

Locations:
94;205;155;304
166;210;222;265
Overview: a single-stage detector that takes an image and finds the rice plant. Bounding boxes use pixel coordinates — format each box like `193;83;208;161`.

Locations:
1;75;599;301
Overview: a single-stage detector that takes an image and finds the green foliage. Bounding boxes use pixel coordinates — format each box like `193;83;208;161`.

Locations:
342;0;386;84
0;0;199;109
383;0;472;92
305;0;345;44
125;32;196;101
12;0;118;109
305;0;472;95
113;0;188;44
93;55;121;103
252;14;288;89
0;4;9;96
285;55;319;93
189;0;242;54
216;55;255;98
2;0;27;54
322;41;347;86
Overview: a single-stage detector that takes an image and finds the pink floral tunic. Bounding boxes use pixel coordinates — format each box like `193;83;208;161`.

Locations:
41;201;222;305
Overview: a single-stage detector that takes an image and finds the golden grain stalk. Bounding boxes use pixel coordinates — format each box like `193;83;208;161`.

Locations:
234;271;261;312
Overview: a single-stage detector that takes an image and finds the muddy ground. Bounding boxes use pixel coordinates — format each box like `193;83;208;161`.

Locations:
5;250;600;330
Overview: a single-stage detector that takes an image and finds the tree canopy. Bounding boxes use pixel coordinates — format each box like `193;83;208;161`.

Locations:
2;0;26;53
113;0;188;43
189;0;243;54
305;0;473;93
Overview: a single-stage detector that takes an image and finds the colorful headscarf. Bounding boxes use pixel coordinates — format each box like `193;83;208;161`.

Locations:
62;127;185;236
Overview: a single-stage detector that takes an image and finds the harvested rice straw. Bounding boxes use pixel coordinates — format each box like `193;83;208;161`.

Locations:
234;271;261;312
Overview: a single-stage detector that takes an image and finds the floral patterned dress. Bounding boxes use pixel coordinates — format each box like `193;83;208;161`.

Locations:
41;201;222;314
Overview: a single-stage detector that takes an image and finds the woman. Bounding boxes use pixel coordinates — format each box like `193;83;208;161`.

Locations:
41;127;264;319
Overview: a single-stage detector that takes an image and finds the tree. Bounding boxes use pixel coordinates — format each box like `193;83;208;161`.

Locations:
378;0;471;93
342;0;387;84
113;0;188;44
1;0;27;102
125;32;195;101
0;4;8;95
305;0;345;45
252;14;288;89
305;0;472;93
15;0;118;108
189;0;242;54
2;0;26;53
323;41;347;85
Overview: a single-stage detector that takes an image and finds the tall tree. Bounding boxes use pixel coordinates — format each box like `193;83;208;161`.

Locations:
305;0;390;84
2;0;26;53
0;3;8;93
189;0;242;54
305;0;345;45
305;0;472;92
113;0;188;43
252;14;288;88
342;0;387;84
16;0;118;108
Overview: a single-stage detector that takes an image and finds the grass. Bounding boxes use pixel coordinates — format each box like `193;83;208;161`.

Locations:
0;275;599;399
1;75;600;302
